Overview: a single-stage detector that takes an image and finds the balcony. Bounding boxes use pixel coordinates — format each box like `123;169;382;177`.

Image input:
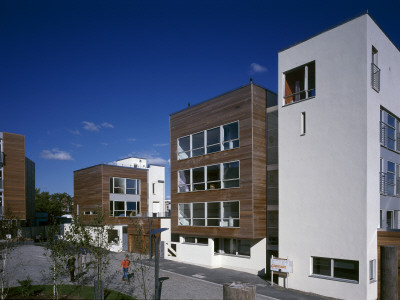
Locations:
371;63;380;92
380;172;400;196
283;61;315;105
380;122;398;151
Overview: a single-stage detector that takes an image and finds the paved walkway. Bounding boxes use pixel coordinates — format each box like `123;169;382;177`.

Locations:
5;244;337;300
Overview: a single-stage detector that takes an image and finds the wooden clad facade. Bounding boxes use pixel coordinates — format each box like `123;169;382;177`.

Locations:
3;132;26;220
74;164;149;225
377;231;400;299
170;84;270;239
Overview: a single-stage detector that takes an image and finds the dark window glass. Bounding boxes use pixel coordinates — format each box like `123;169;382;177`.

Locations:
313;257;331;276
193;203;205;218
214;238;220;253
238;240;251;256
197;237;208;245
192;132;204;157
207;202;220;218
185;237;196;243
223;201;239;218
126;202;136;210
193;219;205;226
223;161;239;180
207;127;220;153
115;201;125;210
107;229;119;243
178;136;191;159
207;164;220;181
334;259;359;281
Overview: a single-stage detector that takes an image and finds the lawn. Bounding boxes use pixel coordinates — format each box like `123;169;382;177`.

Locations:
6;284;136;299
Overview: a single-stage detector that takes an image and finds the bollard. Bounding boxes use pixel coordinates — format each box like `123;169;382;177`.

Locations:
381;245;398;300
223;282;256;300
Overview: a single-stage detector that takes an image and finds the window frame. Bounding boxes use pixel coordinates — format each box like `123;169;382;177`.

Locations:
177;121;240;160
110;177;140;195
183;236;208;245
177;160;240;193
109;200;140;217
311;256;359;283
178;200;240;228
214;238;251;257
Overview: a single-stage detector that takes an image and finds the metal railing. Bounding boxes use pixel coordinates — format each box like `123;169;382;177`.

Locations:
380;122;397;151
371;63;380;92
380;172;399;196
283;89;316;105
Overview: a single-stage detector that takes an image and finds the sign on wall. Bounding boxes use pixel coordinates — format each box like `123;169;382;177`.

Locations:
271;257;293;273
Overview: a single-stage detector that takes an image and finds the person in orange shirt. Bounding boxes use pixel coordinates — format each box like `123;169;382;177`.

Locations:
120;255;130;282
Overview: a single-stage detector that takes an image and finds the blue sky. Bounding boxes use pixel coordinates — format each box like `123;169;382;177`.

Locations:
1;0;399;198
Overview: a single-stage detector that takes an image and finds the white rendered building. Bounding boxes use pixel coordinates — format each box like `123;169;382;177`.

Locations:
278;13;399;299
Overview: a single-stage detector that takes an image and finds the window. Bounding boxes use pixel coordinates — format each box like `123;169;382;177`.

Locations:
178;201;240;228
380;108;398;151
301;112;306;135
214;238;251;257
284;61;315;105
380;210;383;228
312;257;359;282
387;210;394;229
107;229;119;244
177;121;239;160
178;203;191;226
183;236;208;245
369;259;376;282
178;161;239;193
109;200;139;217
395;211;400;229
387;161;395;196
371;47;380;92
110;177;140;195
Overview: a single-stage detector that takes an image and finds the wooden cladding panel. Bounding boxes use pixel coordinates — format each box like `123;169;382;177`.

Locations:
74;165;148;226
377;231;400;300
3;132;26;219
170;84;268;240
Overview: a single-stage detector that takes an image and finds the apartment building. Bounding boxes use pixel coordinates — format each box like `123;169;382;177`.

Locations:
73;157;166;252
278;13;400;299
168;83;277;274
0;132;35;223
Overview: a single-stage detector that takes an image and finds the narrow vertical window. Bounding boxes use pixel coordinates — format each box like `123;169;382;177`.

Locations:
387;210;394;229
369;259;376;282
371;47;380;92
301;112;306;135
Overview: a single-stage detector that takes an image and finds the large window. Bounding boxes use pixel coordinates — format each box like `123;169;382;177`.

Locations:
110;177;140;195
109;200;140;217
380;158;400;197
380;108;399;151
284;61;315;105
177;121;239;160
178;201;240;227
214;238;251;257
178;161;239;193
312;257;359;283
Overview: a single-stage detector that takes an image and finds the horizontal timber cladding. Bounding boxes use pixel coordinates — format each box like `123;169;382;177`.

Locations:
3;132;26;220
377;231;400;300
170;84;268;240
74;164;148;225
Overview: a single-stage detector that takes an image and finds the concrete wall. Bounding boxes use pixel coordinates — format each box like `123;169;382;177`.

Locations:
148;165;165;216
278;14;379;299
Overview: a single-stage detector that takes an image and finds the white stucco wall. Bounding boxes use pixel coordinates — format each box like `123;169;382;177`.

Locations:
278;14;384;300
148;165;165;216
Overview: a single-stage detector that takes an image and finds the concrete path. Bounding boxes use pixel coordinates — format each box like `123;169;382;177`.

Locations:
4;244;338;300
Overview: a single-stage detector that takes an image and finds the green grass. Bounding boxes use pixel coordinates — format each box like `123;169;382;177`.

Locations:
7;284;136;299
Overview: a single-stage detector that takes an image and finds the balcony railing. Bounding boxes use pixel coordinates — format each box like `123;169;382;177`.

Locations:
284;89;316;105
380;122;397;151
380;172;400;196
371;63;380;92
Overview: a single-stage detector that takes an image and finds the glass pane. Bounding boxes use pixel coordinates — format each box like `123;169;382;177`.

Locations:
193;148;204;157
223;140;239;150
238;239;250;256
313;257;331;276
185;237;196;243
193;219;205;226
178;203;191;219
109;201;113;216
193;167;204;183
192;132;204;150
224;239;235;254
388;161;395;173
207;127;220;145
179;170;191;184
178;151;191;160
207;202;220;218
114;178;125;194
223;161;239;180
178;218;191;226
115;201;125;210
178;136;190;152
207;182;221;189
110;178;113;193
387;126;395;139
197;237;208;244
115;211;125;217
214;238;220;253
193;183;205;191
223;122;238;142
223;179;239;188
126;179;136;189
126;189;137;195
334;259;359;281
179;185;191;193
126;202;136;210
207;164;220;181
207;144;221;154
193;203;205;218
223;201;239;218
388;114;396;127
207;219;219;226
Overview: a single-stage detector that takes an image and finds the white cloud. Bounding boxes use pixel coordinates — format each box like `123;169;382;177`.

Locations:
68;129;81;135
124;151;169;167
250;63;267;74
101;122;114;128
41;149;73;161
82;121;114;132
153;143;169;147
82;121;100;132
